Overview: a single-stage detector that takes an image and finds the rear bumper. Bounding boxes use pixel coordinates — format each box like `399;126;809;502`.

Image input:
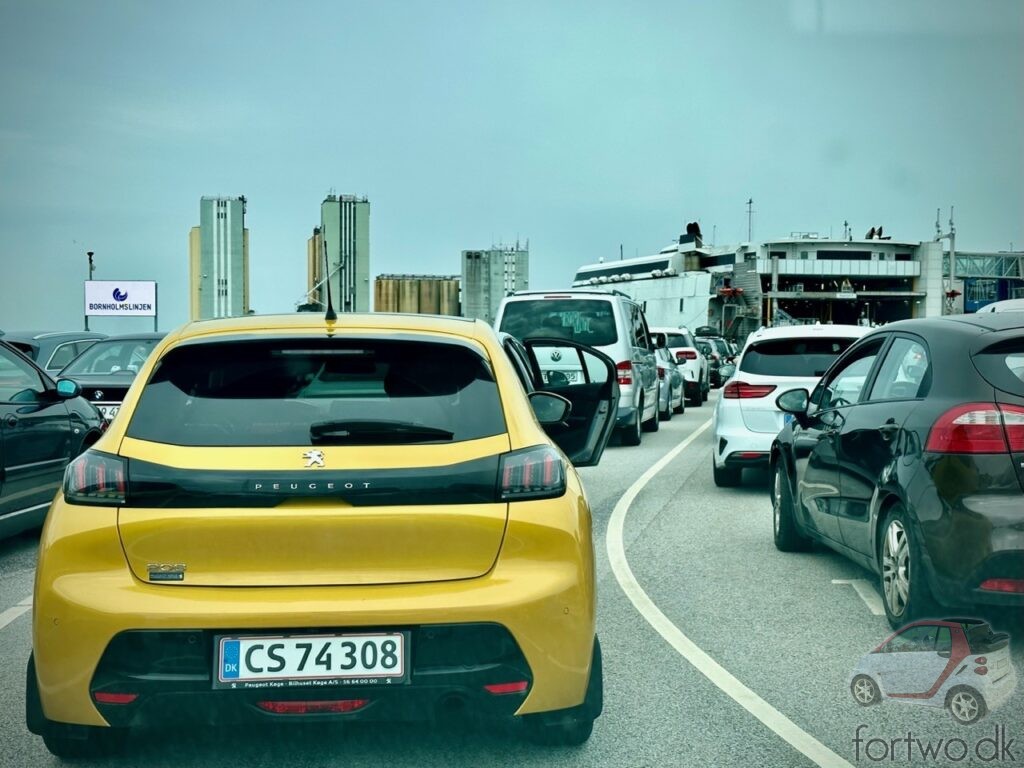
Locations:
33;492;596;729
713;404;775;468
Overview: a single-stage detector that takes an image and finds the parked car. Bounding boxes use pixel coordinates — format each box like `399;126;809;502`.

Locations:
695;339;721;388
654;346;684;420
495;289;659;445
697;335;734;388
975;298;1024;313
770;312;1024;627
0;330;106;376
57;333;164;421
28;313;619;757
650;326;709;406
849;619;1015;725
0;340;105;539
712;324;867;487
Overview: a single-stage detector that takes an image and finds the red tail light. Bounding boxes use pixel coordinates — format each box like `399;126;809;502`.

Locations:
93;692;138;705
676;350;698;361
499;446;566;501
484;681;529;695
657;367;665;379
980;578;1024;593
974;666;989;676
975;657;988;665
723;381;777;399
616;360;633;385
64;451;128;506
256;699;369;714
925;404;1024;454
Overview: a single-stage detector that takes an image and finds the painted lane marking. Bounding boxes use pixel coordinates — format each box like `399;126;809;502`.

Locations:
831;579;885;616
0;595;33;631
606;419;855;768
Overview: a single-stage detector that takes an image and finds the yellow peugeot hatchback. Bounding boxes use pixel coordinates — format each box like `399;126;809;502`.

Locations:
27;313;619;758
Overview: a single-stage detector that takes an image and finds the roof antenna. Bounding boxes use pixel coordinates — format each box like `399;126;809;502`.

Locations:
323;239;337;321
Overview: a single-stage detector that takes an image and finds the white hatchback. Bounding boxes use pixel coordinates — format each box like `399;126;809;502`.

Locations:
711;324;869;487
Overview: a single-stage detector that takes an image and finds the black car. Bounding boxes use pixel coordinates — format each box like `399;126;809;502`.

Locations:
0;330;106;376
0;341;106;539
57;333;165;422
770;313;1024;627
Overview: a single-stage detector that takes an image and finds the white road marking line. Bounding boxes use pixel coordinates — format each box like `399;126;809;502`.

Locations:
0;595;33;631
607;419;855;768
831;579;885;616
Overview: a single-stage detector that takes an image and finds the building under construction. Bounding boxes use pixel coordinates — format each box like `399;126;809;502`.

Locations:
374;274;461;316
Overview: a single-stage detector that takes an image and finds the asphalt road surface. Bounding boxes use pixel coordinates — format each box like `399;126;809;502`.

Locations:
1;391;1021;767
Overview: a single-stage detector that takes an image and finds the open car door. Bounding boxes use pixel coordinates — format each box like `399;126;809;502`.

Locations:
517;337;619;467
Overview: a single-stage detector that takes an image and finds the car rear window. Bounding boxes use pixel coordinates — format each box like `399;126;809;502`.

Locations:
973;339;1024;396
499;299;617;346
126;338;506;446
664;332;696;348
740;338;856;377
63;338;160;376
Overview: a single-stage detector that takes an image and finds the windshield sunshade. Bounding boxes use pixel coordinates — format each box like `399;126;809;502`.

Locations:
126;338;506;446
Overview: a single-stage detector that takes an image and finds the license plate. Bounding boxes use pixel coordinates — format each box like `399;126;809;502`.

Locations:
213;632;409;690
97;404;120;421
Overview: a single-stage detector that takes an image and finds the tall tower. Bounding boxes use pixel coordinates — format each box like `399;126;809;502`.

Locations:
189;196;249;320
460;242;529;323
320;195;370;312
305;226;324;309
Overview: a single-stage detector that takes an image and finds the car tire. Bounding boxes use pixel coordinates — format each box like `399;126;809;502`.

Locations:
673;394;685;414
659;395;672;421
946;686;987;726
523;638;601;746
28;656;125;758
850;674;881;706
879;505;938;628
688;392;702;407
772;461;810;552
642;393;660;432
619;404;642;446
712;458;741;487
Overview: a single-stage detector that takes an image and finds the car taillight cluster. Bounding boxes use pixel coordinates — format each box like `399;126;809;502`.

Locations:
675;350;698;361
616;360;633;386
64;451;128;506
657;367;665;380
498;446;566;501
924;403;1024;454
723;381;778;399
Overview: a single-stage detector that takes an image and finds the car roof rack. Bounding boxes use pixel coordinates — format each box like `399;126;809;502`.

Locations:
510;288;635;300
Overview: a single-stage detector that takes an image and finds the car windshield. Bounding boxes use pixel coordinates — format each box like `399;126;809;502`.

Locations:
126;338;506;446
499;299;617;346
740;337;856;377
61;338;160;376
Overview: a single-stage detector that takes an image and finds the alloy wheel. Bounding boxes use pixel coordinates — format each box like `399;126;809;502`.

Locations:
852;676;878;705
882;520;910;618
949;690;980;724
772;470;782;536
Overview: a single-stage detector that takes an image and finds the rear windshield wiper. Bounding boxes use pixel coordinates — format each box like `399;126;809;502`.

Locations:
309;420;454;445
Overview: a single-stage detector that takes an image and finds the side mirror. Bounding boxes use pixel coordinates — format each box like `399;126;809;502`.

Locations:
529;391;572;425
56;378;81;399
776;388;810;427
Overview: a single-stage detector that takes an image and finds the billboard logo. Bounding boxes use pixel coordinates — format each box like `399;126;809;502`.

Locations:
112;287;128;302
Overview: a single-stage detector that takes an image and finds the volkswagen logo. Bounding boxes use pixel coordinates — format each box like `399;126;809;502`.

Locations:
550;350;562;362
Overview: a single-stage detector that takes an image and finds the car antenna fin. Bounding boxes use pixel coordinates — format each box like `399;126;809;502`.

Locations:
323;239;337;322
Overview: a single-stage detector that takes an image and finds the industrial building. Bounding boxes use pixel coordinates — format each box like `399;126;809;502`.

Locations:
188;196;250;321
461;243;529;324
373;275;461;315
314;194;370;313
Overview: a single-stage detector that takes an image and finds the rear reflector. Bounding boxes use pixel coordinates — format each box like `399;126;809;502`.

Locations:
484;681;529;695
65;450;128;506
735;452;767;459
723;381;777;399
616;360;633;386
979;578;1024;593
93;692;138;705
676;350;698;361
256;699;369;714
499;445;566;501
925;403;1024;454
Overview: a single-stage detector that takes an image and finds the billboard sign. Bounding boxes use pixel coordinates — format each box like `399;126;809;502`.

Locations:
84;281;157;317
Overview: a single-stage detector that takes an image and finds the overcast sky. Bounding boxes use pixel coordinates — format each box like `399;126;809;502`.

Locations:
1;0;1021;333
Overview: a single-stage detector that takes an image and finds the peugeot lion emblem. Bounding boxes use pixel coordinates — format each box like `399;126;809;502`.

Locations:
550;350;562;362
94;390;104;400
303;449;326;468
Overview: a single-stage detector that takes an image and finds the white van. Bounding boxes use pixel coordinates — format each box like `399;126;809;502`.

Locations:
495;290;660;445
